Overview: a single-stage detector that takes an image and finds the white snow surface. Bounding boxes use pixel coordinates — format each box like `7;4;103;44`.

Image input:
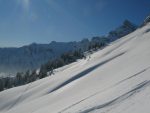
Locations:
0;24;150;113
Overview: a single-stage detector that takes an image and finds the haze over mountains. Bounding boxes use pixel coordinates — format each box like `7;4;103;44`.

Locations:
0;20;137;75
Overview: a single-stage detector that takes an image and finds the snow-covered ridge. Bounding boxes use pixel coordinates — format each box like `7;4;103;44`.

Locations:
0;22;150;113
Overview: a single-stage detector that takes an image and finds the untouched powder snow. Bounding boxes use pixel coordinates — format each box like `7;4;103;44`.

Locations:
0;23;150;113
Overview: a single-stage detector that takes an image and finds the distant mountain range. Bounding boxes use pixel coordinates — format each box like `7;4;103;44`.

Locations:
0;20;137;75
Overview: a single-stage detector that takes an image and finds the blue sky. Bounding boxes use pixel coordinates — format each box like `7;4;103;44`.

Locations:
0;0;149;47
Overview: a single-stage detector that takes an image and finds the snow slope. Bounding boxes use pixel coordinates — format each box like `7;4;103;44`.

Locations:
0;23;150;113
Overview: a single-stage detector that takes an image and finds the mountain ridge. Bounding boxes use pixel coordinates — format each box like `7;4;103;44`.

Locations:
0;20;137;75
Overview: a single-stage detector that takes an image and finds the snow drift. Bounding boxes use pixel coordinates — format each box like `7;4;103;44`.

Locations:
0;23;150;113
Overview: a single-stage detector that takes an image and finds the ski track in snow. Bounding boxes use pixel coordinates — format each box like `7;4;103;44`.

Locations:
79;80;150;113
58;67;150;113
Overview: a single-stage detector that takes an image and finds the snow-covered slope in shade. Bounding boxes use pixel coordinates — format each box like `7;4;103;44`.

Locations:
0;23;150;113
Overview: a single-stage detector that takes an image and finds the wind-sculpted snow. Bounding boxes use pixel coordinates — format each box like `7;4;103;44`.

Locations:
0;23;150;113
58;67;150;113
79;80;150;113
